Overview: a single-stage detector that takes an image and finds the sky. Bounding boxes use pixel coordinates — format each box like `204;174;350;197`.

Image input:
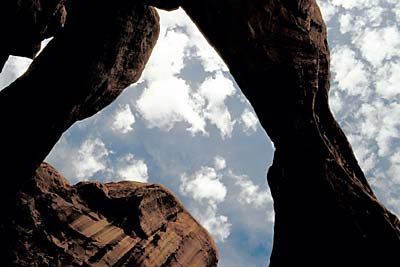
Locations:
0;1;399;266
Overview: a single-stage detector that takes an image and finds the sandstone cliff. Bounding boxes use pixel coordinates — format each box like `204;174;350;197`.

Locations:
1;162;218;267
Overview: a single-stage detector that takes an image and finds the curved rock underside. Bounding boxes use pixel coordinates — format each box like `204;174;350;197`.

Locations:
0;0;399;266
3;162;217;266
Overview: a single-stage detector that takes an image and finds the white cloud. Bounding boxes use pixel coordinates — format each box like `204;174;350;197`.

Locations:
117;153;149;182
376;61;400;98
331;46;370;96
199;72;236;138
0;56;32;90
72;138;110;180
331;0;379;10
180;164;231;242
195;205;231;242
136;78;206;134
329;90;344;114
388;151;400;184
112;104;135;134
357;26;400;68
141;28;190;81
180;166;227;203
157;8;228;73
318;0;338;22
241;109;258;133
136;10;233;138
230;172;272;208
214;156;227;171
339;13;353;34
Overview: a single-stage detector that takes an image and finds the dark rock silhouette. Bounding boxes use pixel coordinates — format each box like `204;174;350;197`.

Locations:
173;0;400;267
148;0;400;266
0;0;399;266
4;162;218;266
0;0;159;193
0;0;67;70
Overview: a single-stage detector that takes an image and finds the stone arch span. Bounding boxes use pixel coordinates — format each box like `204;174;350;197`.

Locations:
0;0;399;266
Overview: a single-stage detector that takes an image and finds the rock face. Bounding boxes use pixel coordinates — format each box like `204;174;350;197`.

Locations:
0;0;159;195
0;0;67;70
146;0;399;266
1;162;218;266
0;1;219;266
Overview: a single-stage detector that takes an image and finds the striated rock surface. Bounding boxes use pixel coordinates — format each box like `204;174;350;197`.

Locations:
1;162;218;267
0;0;159;194
145;0;400;266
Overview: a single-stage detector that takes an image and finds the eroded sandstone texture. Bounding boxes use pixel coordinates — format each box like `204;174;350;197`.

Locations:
2;163;217;266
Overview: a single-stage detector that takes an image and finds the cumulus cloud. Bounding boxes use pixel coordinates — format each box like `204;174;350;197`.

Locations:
180;164;231;242
357;26;400;68
241;108;259;134
117;153;149;182
136;9;235;138
331;0;379;10
194;205;231;242
156;9;228;72
72;138;110;180
318;0;338;22
375;61;400;98
112;104;135;134
136;78;207;134
214;156;227;171
331;46;370;97
141;28;189;81
181;166;227;203
229;171;272;208
199;72;236;138
325;3;400;216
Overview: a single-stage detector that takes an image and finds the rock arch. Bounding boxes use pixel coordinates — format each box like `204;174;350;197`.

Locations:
0;0;399;266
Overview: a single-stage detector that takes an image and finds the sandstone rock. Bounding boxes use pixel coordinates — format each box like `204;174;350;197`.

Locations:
0;0;67;70
0;0;159;193
145;0;400;265
1;0;399;266
1;162;217;266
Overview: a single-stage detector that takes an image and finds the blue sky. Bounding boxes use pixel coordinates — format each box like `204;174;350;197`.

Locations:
0;1;399;266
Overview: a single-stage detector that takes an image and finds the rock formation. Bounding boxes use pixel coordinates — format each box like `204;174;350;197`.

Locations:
2;162;217;266
0;0;399;266
148;0;400;266
0;0;159;194
0;0;67;70
0;1;219;266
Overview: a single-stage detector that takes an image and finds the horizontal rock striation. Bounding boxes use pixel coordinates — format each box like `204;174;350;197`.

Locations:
2;162;218;267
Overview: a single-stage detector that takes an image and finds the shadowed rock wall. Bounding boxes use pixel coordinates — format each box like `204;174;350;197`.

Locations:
148;0;400;266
